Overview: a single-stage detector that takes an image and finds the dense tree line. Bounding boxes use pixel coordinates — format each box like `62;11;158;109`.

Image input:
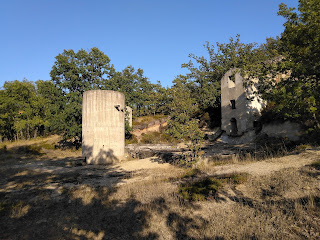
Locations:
165;0;320;147
0;48;169;143
0;0;318;144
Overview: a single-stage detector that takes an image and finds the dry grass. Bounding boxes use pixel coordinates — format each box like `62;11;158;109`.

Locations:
0;136;319;239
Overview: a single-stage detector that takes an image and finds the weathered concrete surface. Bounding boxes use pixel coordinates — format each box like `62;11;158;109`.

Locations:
82;90;125;164
221;69;303;143
125;106;133;127
221;69;265;136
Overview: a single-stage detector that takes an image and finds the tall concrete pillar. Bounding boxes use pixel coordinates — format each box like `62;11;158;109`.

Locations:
82;90;125;164
125;106;133;128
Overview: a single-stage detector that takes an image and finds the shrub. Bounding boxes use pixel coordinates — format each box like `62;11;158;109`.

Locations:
125;135;138;144
181;168;201;179
179;177;222;201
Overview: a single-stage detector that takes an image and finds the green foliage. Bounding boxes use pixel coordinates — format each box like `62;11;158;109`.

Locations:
166;76;204;163
0;47;168;144
49;47;168;145
182;35;259;111
179;177;222;201
277;0;320;129
246;1;320;133
0;79;49;140
50;47;115;146
108;67;169;117
125;118;133;140
35;80;65;135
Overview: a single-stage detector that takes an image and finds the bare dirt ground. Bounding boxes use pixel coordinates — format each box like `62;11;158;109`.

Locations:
1;137;319;239
209;150;320;176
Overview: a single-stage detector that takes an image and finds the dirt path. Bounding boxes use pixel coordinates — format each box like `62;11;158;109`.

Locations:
3;148;319;192
209;149;320;176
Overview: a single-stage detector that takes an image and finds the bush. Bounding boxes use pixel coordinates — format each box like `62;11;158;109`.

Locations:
179;177;222;201
125;135;138;144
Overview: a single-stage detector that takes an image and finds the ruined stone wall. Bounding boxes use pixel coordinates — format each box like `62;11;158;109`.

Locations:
221;69;264;136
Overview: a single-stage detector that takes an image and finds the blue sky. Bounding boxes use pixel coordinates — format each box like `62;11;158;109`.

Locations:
1;0;299;88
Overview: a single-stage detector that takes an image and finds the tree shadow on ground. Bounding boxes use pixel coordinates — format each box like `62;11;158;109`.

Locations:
0;150;213;239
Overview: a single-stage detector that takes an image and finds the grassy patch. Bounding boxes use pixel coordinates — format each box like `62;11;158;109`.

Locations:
220;172;250;184
179;177;222;201
178;170;249;201
38;142;56;150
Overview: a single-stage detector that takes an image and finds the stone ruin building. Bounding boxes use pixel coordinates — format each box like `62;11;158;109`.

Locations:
221;68;302;143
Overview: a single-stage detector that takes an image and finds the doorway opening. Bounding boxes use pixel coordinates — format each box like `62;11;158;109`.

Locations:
230;118;238;136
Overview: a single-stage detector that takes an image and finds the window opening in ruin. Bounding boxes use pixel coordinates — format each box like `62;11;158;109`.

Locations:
228;73;236;88
230;100;236;109
230;118;238;136
229;73;235;83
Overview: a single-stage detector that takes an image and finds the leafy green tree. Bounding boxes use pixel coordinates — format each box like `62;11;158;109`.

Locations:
106;66;167;117
278;0;320;129
181;35;261;128
50;47;115;146
248;0;320;131
0;80;47;140
166;76;204;165
35;80;65;135
182;35;258;110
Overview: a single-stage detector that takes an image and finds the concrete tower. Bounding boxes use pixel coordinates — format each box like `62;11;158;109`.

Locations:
82;90;125;164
